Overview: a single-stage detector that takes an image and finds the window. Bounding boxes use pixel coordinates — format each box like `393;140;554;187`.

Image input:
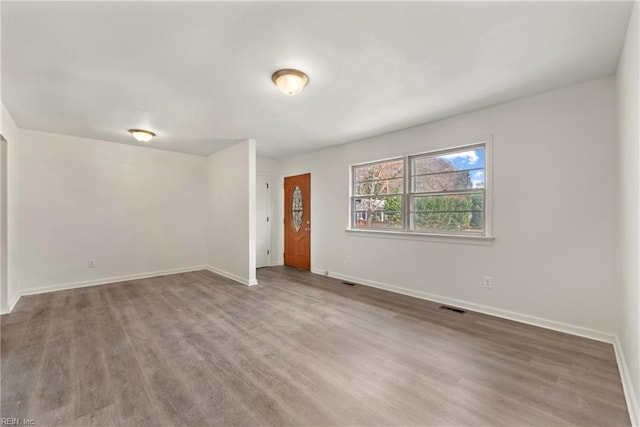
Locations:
409;144;486;234
350;142;489;237
352;158;404;229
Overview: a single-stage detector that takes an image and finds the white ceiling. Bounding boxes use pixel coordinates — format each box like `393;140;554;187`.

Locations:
1;1;634;158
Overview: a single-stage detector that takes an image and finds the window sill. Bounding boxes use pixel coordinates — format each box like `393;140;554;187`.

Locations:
344;228;495;245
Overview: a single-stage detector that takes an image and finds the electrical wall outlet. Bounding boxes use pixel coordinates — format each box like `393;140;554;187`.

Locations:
88;259;96;269
483;276;493;289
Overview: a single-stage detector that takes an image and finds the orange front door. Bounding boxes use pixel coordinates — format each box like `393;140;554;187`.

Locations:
284;173;311;270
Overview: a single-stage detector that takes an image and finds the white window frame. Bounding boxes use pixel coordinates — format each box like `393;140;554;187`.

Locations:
348;138;493;241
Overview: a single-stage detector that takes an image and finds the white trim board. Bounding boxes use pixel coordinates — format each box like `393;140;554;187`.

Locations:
206;266;258;286
310;268;640;424
310;268;615;343
2;265;207;314
2;265;258;315
614;336;640;427
0;264;634;424
5;291;20;314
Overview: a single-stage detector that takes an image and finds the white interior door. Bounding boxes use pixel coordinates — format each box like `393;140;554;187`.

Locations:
256;174;270;268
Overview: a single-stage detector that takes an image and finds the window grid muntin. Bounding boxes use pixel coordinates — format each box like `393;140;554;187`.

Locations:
412;166;485;179
353;177;405;197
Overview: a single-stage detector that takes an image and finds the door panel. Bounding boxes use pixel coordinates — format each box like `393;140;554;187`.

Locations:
284;173;310;270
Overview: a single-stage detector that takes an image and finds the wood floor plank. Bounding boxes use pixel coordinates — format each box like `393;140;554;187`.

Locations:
1;266;631;426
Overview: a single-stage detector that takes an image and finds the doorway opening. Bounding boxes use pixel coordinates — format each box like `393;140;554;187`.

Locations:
256;173;270;268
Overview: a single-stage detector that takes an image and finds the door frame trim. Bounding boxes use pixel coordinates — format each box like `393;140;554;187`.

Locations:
281;170;312;270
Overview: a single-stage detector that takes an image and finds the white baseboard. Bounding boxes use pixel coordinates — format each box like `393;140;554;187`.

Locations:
2;264;258;315
2;265;207;314
206;266;257;286
9;292;19;312
3;291;21;314
311;268;615;344
2;264;636;424
614;336;639;426
312;268;640;423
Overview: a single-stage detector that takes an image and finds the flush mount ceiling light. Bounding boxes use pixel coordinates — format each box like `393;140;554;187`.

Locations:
271;69;309;96
128;129;156;142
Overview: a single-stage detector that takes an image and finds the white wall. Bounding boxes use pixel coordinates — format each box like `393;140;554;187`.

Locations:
0;104;20;313
9;129;208;303
617;2;640;424
273;77;619;338
207;140;257;285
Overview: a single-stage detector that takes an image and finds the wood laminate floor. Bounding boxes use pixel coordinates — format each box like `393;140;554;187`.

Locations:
0;267;631;426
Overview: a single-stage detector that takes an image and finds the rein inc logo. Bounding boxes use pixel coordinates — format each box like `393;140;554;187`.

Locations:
1;419;35;425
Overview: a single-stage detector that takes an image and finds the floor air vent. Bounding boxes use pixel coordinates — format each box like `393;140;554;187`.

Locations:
439;305;466;314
